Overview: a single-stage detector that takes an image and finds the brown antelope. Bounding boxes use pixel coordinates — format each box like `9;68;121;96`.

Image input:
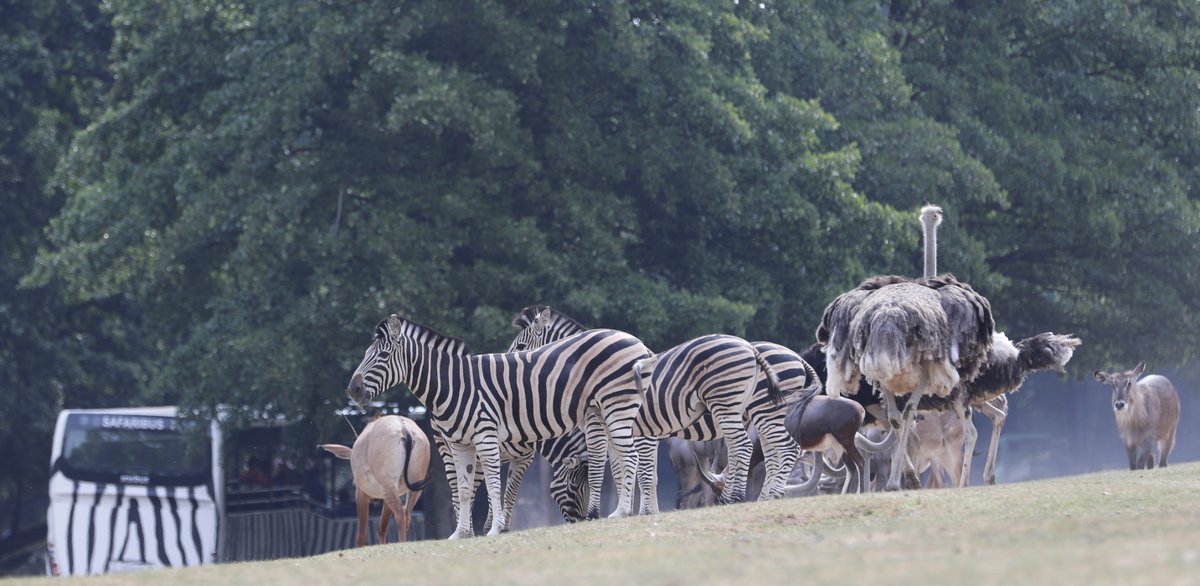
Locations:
320;414;431;545
911;410;964;489
697;394;868;496
1093;362;1181;470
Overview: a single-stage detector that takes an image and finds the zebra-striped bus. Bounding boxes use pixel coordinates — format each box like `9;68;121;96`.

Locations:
45;407;223;576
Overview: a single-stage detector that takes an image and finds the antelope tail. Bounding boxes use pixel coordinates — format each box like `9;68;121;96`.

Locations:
400;428;431;492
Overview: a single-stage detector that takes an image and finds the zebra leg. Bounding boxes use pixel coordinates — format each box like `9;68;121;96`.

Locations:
710;407;752;504
583;409;609;519
440;432;490;530
446;442;478;539
635;437;659;515
754;417;798;500
499;450;535;533
474;434;507;537
434;433;465;525
601;416;639;518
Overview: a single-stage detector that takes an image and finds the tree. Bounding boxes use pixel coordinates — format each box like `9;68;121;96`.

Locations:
27;0;912;436
0;0;125;534
888;0;1200;366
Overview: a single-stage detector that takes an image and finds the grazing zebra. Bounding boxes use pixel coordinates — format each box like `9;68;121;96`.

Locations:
509;306;796;505
434;420;590;532
346;315;651;537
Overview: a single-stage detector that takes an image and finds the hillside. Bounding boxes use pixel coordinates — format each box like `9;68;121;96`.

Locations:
12;462;1199;586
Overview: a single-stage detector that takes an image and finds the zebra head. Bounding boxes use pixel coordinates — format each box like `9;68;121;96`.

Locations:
549;455;589;523
347;315;407;408
507;306;553;352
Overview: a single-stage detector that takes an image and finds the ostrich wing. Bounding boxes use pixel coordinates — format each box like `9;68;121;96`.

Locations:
816;276;912;397
848;282;955;395
925;275;996;384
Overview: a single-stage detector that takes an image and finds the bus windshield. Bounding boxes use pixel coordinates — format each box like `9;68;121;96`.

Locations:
60;412;210;479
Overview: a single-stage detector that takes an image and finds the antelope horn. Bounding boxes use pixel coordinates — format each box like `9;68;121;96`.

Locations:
783;453;826;496
692;450;726;494
855;429;897;453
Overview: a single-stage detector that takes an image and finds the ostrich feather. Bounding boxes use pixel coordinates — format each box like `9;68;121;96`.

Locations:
816;274;995;399
958;331;1082;405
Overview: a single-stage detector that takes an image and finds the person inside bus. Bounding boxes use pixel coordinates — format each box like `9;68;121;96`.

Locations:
272;456;303;486
238;455;271;488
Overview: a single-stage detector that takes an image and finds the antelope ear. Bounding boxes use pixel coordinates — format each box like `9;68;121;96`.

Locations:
1131;361;1146;378
319;444;353;460
1093;370;1110;384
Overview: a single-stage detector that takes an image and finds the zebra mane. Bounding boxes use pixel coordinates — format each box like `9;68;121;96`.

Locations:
385;315;473;355
511;305;586;332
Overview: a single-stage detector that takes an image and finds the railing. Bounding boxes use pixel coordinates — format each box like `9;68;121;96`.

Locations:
223;505;425;562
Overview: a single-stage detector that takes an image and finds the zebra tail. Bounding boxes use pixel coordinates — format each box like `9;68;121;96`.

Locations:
754;351;786;406
633;352;657;396
400;428;431;493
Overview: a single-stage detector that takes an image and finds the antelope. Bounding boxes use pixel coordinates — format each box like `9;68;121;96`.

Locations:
696;394;868;496
320;414;431;545
1093;362;1181;470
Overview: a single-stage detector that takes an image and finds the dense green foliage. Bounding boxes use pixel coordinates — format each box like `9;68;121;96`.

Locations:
3;0;1198;530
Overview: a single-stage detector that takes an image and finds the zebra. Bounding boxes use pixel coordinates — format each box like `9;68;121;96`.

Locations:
346;315;651;537
426;307;596;531
508;306;799;505
432;420;590;532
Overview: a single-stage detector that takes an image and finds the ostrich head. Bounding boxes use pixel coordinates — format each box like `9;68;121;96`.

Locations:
1017;332;1082;374
920;204;943;278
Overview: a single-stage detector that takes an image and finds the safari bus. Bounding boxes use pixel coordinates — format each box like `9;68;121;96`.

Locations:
45;407;223;576
43;404;429;577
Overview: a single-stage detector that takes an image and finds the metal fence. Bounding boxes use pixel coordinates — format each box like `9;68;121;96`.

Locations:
223;508;426;562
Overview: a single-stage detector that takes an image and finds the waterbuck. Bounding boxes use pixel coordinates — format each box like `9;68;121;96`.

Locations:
1093;362;1181;470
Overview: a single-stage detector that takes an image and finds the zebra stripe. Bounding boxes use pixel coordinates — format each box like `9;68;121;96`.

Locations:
346;315;651;537
48;479;217;576
508;306;810;506
436;424;591;531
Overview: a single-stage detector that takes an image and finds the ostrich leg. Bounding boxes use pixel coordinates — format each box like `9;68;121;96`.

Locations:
979;395;1008;485
955;397;978;488
882;388;927;492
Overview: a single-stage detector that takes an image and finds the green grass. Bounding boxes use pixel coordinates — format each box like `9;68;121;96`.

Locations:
13;463;1200;586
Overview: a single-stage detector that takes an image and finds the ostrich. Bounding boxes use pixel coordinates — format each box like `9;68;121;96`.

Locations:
954;331;1081;483
913;205;1081;486
817;205;996;491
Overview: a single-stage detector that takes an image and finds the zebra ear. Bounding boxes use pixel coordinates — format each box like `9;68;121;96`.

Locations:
562;455;581;470
386;315;404;340
534;307;551;334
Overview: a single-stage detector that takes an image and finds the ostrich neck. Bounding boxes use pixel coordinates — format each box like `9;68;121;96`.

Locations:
923;221;938;278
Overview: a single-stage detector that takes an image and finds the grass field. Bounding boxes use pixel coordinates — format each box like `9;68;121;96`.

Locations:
12;462;1200;586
